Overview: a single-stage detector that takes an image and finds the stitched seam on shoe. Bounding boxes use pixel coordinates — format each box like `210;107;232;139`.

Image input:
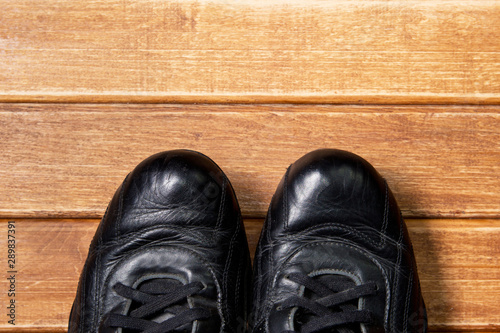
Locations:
89;225;212;254
101;241;223;329
102;241;221;286
254;210;271;327
234;240;243;327
404;271;413;333
91;247;101;331
274;239;391;291
253;210;275;331
214;176;227;243
402;216;421;332
261;220;399;331
91;211;107;332
390;221;404;331
278;222;400;249
379;180;389;247
263;210;274;332
267;240;391;331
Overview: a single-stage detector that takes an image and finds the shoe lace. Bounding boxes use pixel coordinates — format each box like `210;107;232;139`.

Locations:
103;279;211;333
279;273;377;333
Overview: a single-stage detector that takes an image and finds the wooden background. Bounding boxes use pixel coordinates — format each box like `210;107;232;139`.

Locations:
0;0;499;332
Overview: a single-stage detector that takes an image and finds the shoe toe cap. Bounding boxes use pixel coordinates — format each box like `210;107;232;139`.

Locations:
272;149;395;235
104;150;236;236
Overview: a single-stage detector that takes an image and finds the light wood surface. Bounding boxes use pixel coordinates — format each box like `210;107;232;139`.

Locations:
0;0;499;104
0;219;499;332
1;104;500;219
1;0;499;331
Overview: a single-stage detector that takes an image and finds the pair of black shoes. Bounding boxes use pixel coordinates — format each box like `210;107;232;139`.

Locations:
69;149;427;333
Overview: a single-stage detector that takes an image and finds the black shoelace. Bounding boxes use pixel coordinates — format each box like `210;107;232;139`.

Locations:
280;273;377;333
104;279;211;333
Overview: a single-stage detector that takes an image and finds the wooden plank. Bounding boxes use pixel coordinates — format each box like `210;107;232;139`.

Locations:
0;0;499;104
0;219;499;331
408;219;500;331
1;104;500;219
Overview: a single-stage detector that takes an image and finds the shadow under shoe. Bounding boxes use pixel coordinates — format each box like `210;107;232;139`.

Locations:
68;150;252;333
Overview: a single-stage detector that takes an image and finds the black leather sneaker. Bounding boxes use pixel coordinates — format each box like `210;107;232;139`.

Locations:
68;150;252;333
251;149;427;333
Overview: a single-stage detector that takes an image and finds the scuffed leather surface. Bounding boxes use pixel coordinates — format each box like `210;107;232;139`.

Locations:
251;149;427;333
68;150;252;333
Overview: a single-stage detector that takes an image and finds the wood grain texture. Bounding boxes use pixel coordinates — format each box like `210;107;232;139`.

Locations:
1;0;499;104
0;219;499;331
1;104;499;219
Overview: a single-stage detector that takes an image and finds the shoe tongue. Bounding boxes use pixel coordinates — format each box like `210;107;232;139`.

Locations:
295;274;362;333
127;278;192;332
